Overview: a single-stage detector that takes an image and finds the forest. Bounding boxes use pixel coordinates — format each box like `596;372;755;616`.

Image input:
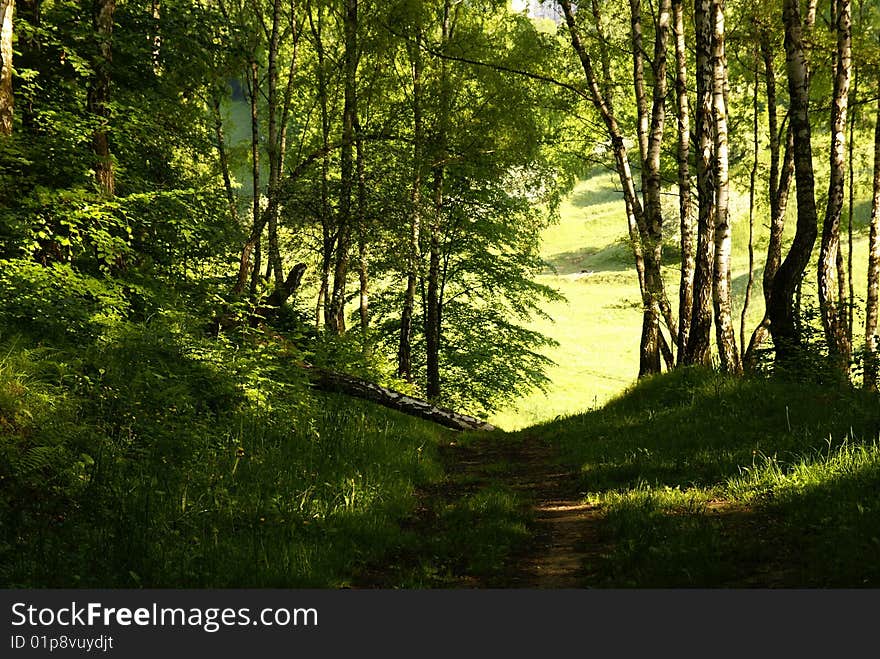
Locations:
1;0;879;588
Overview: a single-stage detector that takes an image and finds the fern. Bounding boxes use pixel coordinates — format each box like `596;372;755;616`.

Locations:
15;445;58;473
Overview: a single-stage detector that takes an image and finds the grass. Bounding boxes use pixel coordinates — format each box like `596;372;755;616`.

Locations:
521;367;880;586
349;433;537;588
0;319;457;588
489;168;875;431
4;162;879;589
0;257;536;588
483;166;880;586
365;483;531;587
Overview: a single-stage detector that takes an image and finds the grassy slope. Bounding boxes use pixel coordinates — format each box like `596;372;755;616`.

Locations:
489;176;643;430
486;168;880;586
0;324;452;588
490;168;873;430
520;368;880;586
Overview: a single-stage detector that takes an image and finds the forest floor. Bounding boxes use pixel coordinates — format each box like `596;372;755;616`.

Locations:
432;433;605;588
353;427;798;589
351;431;607;588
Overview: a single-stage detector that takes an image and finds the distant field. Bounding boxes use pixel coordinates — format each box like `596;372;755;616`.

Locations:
490;170;874;431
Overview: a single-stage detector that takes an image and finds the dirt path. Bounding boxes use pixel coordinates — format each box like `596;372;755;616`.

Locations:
433;435;795;588
353;430;799;588
439;434;607;588
350;433;607;588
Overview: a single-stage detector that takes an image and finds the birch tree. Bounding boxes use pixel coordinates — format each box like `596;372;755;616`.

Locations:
744;17;794;368
818;0;853;371
711;0;741;373
559;0;672;376
865;75;880;389
0;0;13;136
672;0;694;364
328;0;359;334
683;0;716;365
768;0;819;365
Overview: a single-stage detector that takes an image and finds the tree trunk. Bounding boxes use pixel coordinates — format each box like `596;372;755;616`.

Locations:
588;0;658;348
425;1;455;400
355;119;368;334
251;239;262;297
262;3;300;291
426;172;442;400
210;94;238;223
398;32;423;380
265;0;285;296
259;263;306;320
629;0;649;173
233;59;263;296
684;0;715;366
589;0;615;107
425;0;455;400
307;3;334;330
249;56;263;295
87;0;115;196
769;0;820;366
328;0;358;334
278;5;299;171
624;197;647;294
319;225;333;328
0;0;13;136
357;233;368;333
865;76;880;390
643;0;676;360
305;365;494;432
817;0;852;372
711;0;741;374
744;30;794;368
847;62;857;344
630;0;678;356
593;0;649;362
741;58;759;359
560;0;663;376
672;0;693;365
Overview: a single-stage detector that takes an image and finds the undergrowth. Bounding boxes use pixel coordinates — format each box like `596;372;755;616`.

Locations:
0;313;450;587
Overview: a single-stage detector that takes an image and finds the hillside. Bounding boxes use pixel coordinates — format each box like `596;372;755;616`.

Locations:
5;168;879;589
491;170;874;430
0;320;454;587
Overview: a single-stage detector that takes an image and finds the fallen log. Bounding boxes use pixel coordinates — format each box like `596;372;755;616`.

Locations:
304;364;496;432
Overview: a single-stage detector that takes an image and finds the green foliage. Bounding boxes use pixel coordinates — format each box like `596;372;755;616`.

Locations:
752;294;856;387
12;0;880;592
0;318;449;587
435;302;557;415
0;259;132;342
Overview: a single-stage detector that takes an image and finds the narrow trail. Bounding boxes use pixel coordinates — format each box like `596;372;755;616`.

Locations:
497;441;604;588
352;430;797;589
434;434;608;588
350;433;608;589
